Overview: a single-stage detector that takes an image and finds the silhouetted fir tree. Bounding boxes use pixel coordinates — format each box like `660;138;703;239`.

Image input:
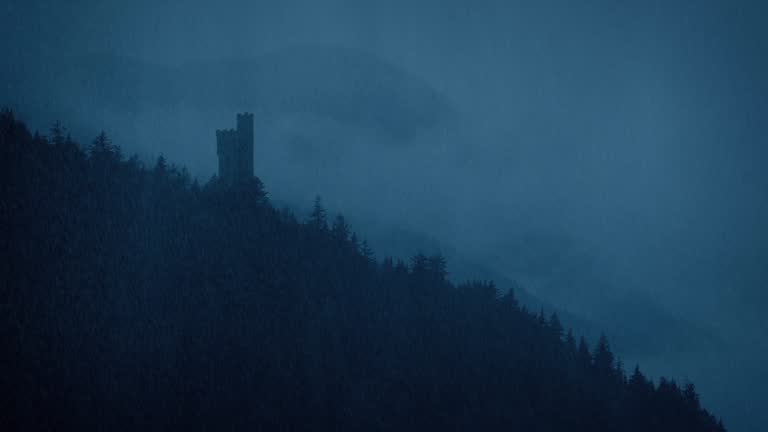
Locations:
593;334;615;373
154;154;168;175
89;130;121;163
331;213;350;243
309;194;327;231
0;111;727;432
565;329;578;359
49;121;66;146
538;308;547;326
359;239;375;261
616;358;627;385
683;382;701;409
426;253;448;282
500;286;518;309
629;365;648;389
578;336;593;367
549;312;564;341
411;252;428;273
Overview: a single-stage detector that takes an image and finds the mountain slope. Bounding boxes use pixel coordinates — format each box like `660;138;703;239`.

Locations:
1;111;725;431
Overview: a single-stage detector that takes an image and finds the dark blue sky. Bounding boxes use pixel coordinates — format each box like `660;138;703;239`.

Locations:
3;1;767;430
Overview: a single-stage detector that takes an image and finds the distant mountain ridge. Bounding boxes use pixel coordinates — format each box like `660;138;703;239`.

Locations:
5;47;455;141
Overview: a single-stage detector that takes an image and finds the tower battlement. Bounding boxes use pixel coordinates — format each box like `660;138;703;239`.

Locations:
216;114;254;186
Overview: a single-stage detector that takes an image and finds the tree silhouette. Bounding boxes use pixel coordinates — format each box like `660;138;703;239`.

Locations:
309;194;327;230
89;130;121;163
331;213;350;243
593;333;615;373
0;111;727;432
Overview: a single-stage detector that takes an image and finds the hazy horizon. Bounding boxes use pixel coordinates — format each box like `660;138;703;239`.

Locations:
3;1;767;430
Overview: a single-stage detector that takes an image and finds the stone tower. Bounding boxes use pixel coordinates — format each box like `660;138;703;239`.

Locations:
216;113;254;186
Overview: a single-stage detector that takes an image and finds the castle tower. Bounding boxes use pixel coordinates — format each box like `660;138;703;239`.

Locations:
216;113;254;186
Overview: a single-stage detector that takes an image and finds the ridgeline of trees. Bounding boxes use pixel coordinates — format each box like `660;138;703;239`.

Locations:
1;110;725;431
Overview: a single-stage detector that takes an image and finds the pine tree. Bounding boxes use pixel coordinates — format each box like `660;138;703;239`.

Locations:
50;121;66;146
309;195;327;231
89;131;121;163
538;308;547;327
359;239;374;260
549;312;564;341
411;253;428;274
565;329;577;360
577;337;592;367
593;334;615;373
683;382;700;409
628;365;645;388
331;214;350;243
426;254;447;281
154;155;168;174
501;287;518;309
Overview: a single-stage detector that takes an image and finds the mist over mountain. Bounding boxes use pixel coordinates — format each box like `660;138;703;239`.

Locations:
3;45;757;431
1;111;726;431
5;47;455;141
3;1;767;430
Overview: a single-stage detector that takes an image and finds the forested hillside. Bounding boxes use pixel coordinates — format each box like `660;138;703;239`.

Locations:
1;110;725;431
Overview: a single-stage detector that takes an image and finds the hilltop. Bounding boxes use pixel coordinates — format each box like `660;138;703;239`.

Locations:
1;111;725;431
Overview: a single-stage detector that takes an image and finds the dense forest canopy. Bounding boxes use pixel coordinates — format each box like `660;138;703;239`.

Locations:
1;110;725;430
